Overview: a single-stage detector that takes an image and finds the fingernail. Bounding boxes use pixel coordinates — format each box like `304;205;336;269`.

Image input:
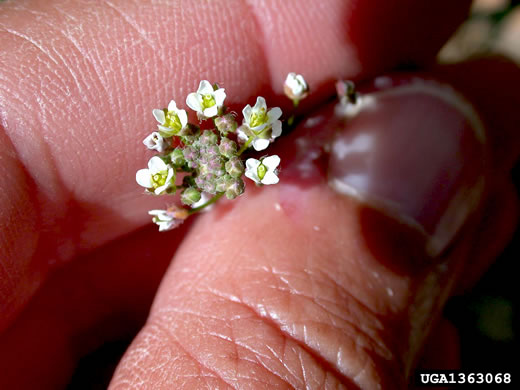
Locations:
328;78;486;256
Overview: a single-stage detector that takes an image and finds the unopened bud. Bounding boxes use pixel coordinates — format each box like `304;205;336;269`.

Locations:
169;148;185;167
225;178;245;199
204;144;220;157
225;156;244;178
201;173;217;194
215;174;233;193
183;145;199;168
200;130;218;146
284;72;309;101
219;137;237;158
215;114;237;136
181;187;202;206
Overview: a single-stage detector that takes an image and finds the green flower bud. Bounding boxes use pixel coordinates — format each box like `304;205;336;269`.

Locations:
225;157;244;178
200;130;218;146
169;148;185;167
199;173;217;194
181;187;201;206
215;174;233;193
219;137;237;158
183;145;199;168
225;178;245;199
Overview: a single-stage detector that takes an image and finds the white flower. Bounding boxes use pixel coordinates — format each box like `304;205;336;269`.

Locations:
186;80;226;120
152;100;188;137
136;156;175;195
238;96;282;151
284;72;309;101
245;155;281;185
143;132;167;152
148;209;183;231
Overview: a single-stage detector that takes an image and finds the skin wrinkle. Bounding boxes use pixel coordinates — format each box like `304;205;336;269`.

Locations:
233;337;299;388
149;295;349;389
103;0;160;53
235;289;360;387
244;252;396;365
262;269;391;363
151;321;238;390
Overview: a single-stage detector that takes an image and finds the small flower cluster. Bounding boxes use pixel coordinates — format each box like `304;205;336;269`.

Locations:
137;75;308;231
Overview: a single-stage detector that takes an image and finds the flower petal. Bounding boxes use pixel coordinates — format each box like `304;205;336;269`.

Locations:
245;158;261;171
157;220;177;231
242;104;252;123
143;132;165;152
165;167;175;183
245;171;259;183
167;100;178;112
237;127;249;142
252;138;269;151
198;80;214;94
267;107;282;122
136;169;152;188
271;120;282;138
253;96;267;111
148;156;167;173
153;109;165;124
148;209;169;218
245;159;261;183
214;89;226;107
261;171;279;185
143;132;156;146
262;155;281;170
154;184;167;195
186;93;201;112
177;109;188;128
203;105;218;118
158;125;175;136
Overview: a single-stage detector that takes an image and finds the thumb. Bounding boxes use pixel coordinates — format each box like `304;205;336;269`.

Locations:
109;67;518;388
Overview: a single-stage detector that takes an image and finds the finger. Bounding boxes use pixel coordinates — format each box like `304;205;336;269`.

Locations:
455;179;518;293
0;222;188;389
110;64;519;388
0;0;472;331
412;318;460;389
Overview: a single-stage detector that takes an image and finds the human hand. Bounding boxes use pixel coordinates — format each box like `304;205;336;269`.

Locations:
0;1;518;389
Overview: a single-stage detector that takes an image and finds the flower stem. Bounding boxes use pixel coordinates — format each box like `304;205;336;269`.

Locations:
188;192;224;214
237;135;254;156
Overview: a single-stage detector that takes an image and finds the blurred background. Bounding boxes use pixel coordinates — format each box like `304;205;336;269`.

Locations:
439;0;519;376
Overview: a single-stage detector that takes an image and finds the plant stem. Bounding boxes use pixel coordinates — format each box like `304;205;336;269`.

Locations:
188;192;224;214
237;135;254;156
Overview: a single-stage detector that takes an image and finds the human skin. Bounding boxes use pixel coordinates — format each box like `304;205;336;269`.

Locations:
0;0;519;389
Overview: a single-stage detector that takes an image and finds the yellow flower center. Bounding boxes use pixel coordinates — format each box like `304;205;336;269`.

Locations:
164;111;182;132
151;171;168;188
249;108;267;129
202;94;216;109
257;163;267;181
